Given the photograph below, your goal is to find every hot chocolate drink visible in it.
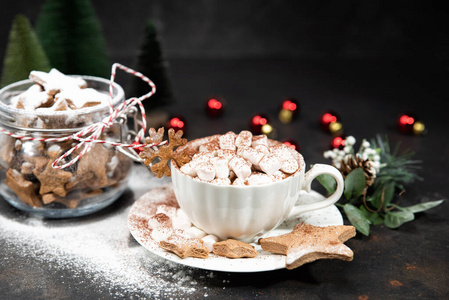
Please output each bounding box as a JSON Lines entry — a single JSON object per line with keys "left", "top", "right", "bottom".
{"left": 177, "top": 130, "right": 300, "bottom": 186}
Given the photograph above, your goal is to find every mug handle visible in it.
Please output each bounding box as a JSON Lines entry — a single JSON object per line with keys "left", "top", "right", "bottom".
{"left": 288, "top": 164, "right": 344, "bottom": 218}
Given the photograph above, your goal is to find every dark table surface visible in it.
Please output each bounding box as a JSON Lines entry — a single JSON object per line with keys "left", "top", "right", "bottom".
{"left": 1, "top": 58, "right": 448, "bottom": 299}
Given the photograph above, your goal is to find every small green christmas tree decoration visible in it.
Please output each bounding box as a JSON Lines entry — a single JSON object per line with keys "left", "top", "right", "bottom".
{"left": 1, "top": 15, "right": 51, "bottom": 87}
{"left": 130, "top": 20, "right": 173, "bottom": 109}
{"left": 35, "top": 0, "right": 110, "bottom": 78}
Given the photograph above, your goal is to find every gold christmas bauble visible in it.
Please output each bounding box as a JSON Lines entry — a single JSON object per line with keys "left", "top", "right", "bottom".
{"left": 278, "top": 109, "right": 293, "bottom": 124}
{"left": 329, "top": 121, "right": 343, "bottom": 135}
{"left": 261, "top": 124, "right": 277, "bottom": 138}
{"left": 413, "top": 121, "right": 425, "bottom": 135}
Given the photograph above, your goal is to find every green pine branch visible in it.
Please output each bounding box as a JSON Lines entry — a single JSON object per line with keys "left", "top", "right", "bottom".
{"left": 1, "top": 15, "right": 51, "bottom": 87}
{"left": 35, "top": 0, "right": 110, "bottom": 78}
{"left": 130, "top": 20, "right": 173, "bottom": 109}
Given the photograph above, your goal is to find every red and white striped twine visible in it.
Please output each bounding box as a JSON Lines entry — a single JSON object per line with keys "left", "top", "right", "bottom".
{"left": 0, "top": 63, "right": 166, "bottom": 169}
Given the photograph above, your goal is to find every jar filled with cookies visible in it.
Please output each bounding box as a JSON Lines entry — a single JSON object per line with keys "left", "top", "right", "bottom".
{"left": 0, "top": 69, "right": 133, "bottom": 217}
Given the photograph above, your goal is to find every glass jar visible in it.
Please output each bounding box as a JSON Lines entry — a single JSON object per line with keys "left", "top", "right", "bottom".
{"left": 0, "top": 76, "right": 133, "bottom": 218}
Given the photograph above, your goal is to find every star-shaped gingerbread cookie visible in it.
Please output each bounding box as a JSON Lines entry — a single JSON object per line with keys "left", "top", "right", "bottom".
{"left": 5, "top": 169, "right": 41, "bottom": 207}
{"left": 32, "top": 157, "right": 73, "bottom": 197}
{"left": 75, "top": 144, "right": 109, "bottom": 187}
{"left": 259, "top": 223, "right": 356, "bottom": 269}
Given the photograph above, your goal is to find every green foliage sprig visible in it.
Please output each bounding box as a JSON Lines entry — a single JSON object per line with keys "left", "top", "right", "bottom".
{"left": 318, "top": 135, "right": 443, "bottom": 236}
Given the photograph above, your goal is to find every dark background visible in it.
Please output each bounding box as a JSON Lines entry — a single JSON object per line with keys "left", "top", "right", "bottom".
{"left": 2, "top": 0, "right": 448, "bottom": 134}
{"left": 1, "top": 1, "right": 448, "bottom": 123}
{"left": 1, "top": 1, "right": 448, "bottom": 62}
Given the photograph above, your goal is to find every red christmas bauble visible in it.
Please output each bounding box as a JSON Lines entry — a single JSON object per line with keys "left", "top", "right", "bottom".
{"left": 205, "top": 97, "right": 225, "bottom": 118}
{"left": 320, "top": 110, "right": 341, "bottom": 132}
{"left": 167, "top": 115, "right": 187, "bottom": 133}
{"left": 397, "top": 113, "right": 417, "bottom": 134}
{"left": 329, "top": 136, "right": 346, "bottom": 150}
{"left": 278, "top": 98, "right": 299, "bottom": 123}
{"left": 282, "top": 139, "right": 300, "bottom": 152}
{"left": 250, "top": 113, "right": 270, "bottom": 135}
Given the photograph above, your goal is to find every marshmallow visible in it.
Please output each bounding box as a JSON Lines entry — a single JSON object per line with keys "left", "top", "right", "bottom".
{"left": 193, "top": 176, "right": 204, "bottom": 182}
{"left": 235, "top": 130, "right": 253, "bottom": 148}
{"left": 150, "top": 226, "right": 173, "bottom": 242}
{"left": 281, "top": 158, "right": 299, "bottom": 174}
{"left": 270, "top": 145, "right": 299, "bottom": 174}
{"left": 156, "top": 205, "right": 177, "bottom": 219}
{"left": 191, "top": 151, "right": 215, "bottom": 164}
{"left": 185, "top": 226, "right": 207, "bottom": 239}
{"left": 251, "top": 134, "right": 268, "bottom": 147}
{"left": 180, "top": 161, "right": 197, "bottom": 177}
{"left": 270, "top": 170, "right": 288, "bottom": 182}
{"left": 232, "top": 177, "right": 247, "bottom": 186}
{"left": 196, "top": 162, "right": 216, "bottom": 182}
{"left": 210, "top": 156, "right": 230, "bottom": 178}
{"left": 216, "top": 149, "right": 236, "bottom": 162}
{"left": 210, "top": 177, "right": 232, "bottom": 185}
{"left": 202, "top": 235, "right": 220, "bottom": 252}
{"left": 270, "top": 145, "right": 294, "bottom": 162}
{"left": 219, "top": 131, "right": 237, "bottom": 150}
{"left": 171, "top": 209, "right": 192, "bottom": 230}
{"left": 173, "top": 229, "right": 192, "bottom": 239}
{"left": 255, "top": 144, "right": 270, "bottom": 154}
{"left": 148, "top": 213, "right": 172, "bottom": 229}
{"left": 229, "top": 156, "right": 252, "bottom": 179}
{"left": 259, "top": 153, "right": 282, "bottom": 175}
{"left": 238, "top": 147, "right": 265, "bottom": 166}
{"left": 186, "top": 152, "right": 216, "bottom": 177}
{"left": 199, "top": 140, "right": 220, "bottom": 153}
{"left": 247, "top": 173, "right": 274, "bottom": 185}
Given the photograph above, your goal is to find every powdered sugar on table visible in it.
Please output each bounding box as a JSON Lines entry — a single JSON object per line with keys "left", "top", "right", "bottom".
{"left": 0, "top": 164, "right": 343, "bottom": 297}
{"left": 0, "top": 165, "right": 217, "bottom": 298}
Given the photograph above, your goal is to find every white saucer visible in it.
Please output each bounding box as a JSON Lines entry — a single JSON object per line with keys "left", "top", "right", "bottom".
{"left": 128, "top": 183, "right": 343, "bottom": 273}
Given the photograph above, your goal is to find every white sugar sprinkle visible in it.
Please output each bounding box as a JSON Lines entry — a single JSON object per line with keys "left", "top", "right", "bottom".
{"left": 0, "top": 166, "right": 220, "bottom": 298}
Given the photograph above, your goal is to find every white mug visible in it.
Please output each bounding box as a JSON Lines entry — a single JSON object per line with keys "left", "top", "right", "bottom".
{"left": 171, "top": 139, "right": 344, "bottom": 242}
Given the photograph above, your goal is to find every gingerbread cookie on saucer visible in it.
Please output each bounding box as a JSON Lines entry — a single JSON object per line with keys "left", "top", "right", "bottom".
{"left": 213, "top": 239, "right": 257, "bottom": 258}
{"left": 259, "top": 223, "right": 356, "bottom": 269}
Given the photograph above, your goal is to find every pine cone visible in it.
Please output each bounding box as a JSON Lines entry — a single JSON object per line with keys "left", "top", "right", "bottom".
{"left": 337, "top": 155, "right": 376, "bottom": 192}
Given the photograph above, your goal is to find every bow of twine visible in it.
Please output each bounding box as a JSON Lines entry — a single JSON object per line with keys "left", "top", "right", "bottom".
{"left": 0, "top": 63, "right": 167, "bottom": 169}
